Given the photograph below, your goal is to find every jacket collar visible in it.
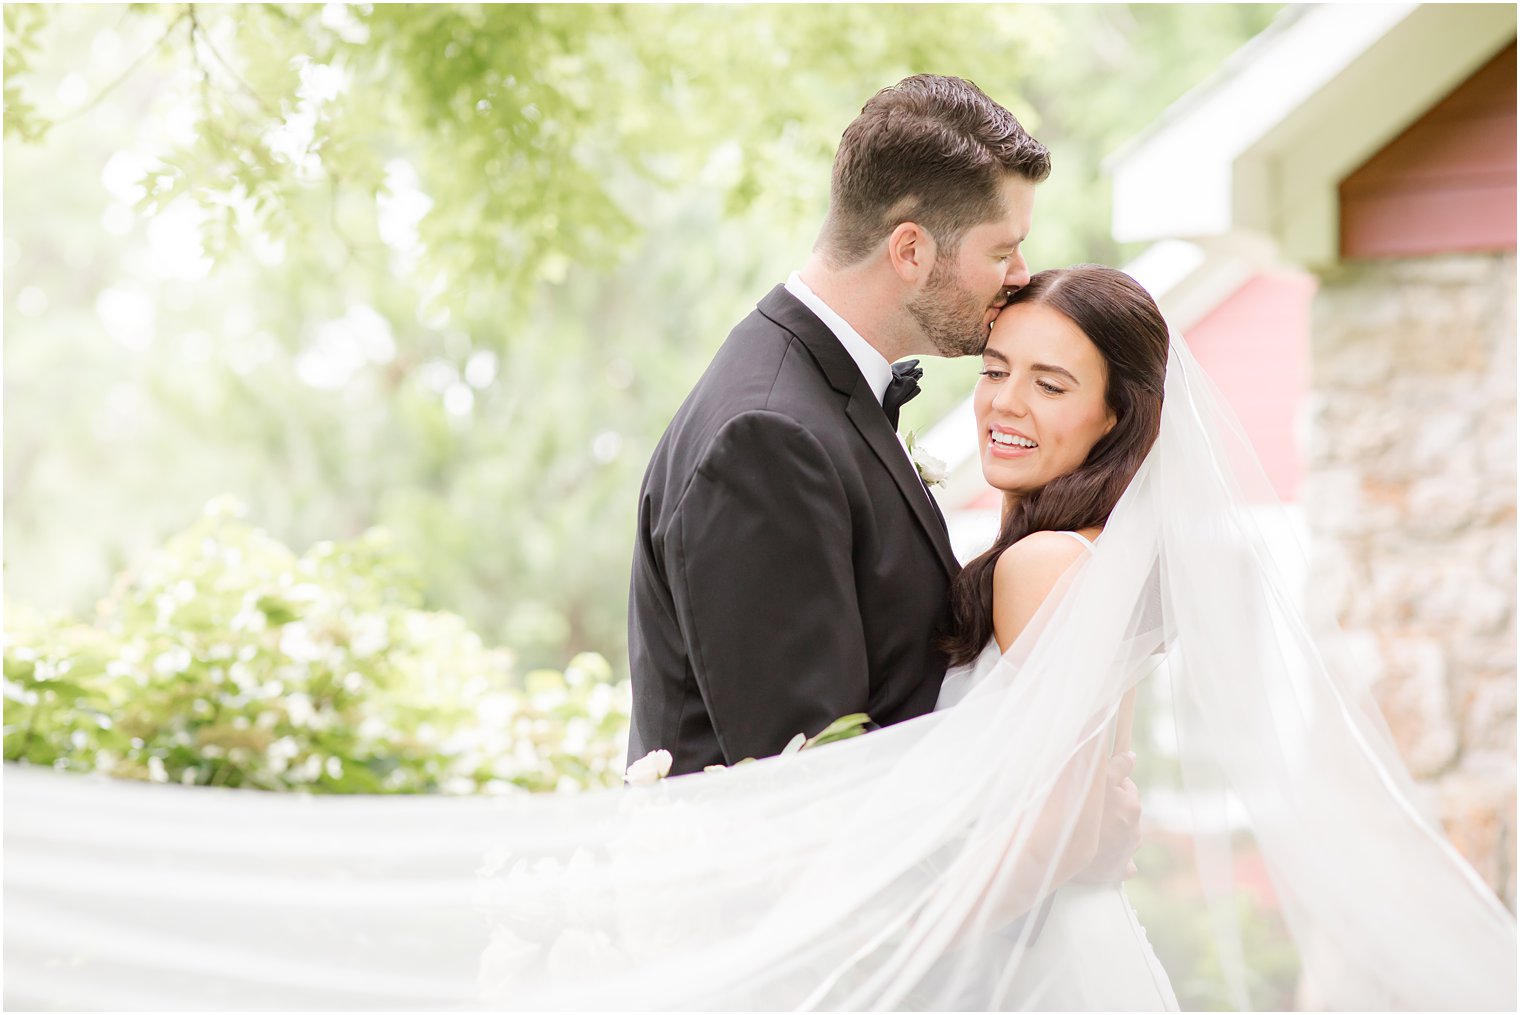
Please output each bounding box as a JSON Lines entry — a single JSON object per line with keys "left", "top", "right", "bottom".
{"left": 756, "top": 285, "right": 960, "bottom": 578}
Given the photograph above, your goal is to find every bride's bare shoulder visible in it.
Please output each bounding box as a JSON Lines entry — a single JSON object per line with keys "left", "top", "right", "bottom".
{"left": 989, "top": 531, "right": 1093, "bottom": 651}
{"left": 993, "top": 530, "right": 1092, "bottom": 577}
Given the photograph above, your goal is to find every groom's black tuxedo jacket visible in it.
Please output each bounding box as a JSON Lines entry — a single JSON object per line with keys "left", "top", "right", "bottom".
{"left": 628, "top": 285, "right": 960, "bottom": 775}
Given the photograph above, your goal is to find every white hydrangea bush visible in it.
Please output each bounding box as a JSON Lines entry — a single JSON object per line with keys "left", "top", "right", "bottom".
{"left": 2, "top": 498, "right": 631, "bottom": 794}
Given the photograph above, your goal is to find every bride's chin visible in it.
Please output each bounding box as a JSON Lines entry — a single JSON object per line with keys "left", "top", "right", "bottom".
{"left": 979, "top": 473, "right": 1025, "bottom": 508}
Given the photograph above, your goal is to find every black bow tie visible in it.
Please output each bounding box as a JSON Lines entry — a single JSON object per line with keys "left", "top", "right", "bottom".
{"left": 882, "top": 359, "right": 923, "bottom": 431}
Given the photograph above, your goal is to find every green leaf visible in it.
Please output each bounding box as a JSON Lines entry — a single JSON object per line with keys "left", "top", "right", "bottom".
{"left": 803, "top": 712, "right": 873, "bottom": 750}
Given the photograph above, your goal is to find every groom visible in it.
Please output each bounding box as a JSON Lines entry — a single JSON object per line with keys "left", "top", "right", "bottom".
{"left": 628, "top": 74, "right": 1045, "bottom": 775}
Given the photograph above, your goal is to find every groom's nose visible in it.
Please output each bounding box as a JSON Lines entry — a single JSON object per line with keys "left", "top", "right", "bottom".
{"left": 1003, "top": 253, "right": 1031, "bottom": 292}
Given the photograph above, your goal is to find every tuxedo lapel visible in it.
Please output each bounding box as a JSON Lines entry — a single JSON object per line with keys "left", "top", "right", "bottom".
{"left": 845, "top": 394, "right": 960, "bottom": 576}
{"left": 757, "top": 286, "right": 960, "bottom": 578}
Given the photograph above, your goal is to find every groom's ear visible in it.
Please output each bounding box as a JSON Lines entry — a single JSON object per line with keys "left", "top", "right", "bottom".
{"left": 886, "top": 221, "right": 936, "bottom": 285}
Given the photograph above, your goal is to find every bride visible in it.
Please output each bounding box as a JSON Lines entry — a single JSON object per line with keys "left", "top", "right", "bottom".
{"left": 932, "top": 264, "right": 1176, "bottom": 1010}
{"left": 5, "top": 268, "right": 1514, "bottom": 1011}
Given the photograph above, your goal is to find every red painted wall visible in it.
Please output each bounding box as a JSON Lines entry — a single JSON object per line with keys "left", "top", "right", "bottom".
{"left": 1340, "top": 40, "right": 1517, "bottom": 258}
{"left": 1182, "top": 273, "right": 1315, "bottom": 504}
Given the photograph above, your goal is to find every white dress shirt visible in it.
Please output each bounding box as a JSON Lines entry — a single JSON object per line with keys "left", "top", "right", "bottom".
{"left": 785, "top": 272, "right": 894, "bottom": 407}
{"left": 784, "top": 272, "right": 924, "bottom": 478}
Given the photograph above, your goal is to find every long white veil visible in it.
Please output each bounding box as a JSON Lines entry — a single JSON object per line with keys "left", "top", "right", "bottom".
{"left": 5, "top": 334, "right": 1514, "bottom": 1010}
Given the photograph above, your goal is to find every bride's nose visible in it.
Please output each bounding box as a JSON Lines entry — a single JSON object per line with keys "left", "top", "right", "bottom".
{"left": 992, "top": 380, "right": 1030, "bottom": 418}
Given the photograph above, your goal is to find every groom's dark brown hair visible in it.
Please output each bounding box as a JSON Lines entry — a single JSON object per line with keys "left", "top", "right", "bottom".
{"left": 819, "top": 74, "right": 1051, "bottom": 267}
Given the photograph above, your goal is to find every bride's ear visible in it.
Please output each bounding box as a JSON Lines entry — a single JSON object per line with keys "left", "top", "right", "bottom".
{"left": 886, "top": 221, "right": 935, "bottom": 285}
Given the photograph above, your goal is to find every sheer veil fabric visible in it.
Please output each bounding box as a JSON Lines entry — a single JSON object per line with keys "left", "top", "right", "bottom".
{"left": 5, "top": 335, "right": 1515, "bottom": 1010}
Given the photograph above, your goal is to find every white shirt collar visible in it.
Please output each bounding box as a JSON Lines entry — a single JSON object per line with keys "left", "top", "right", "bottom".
{"left": 785, "top": 272, "right": 894, "bottom": 405}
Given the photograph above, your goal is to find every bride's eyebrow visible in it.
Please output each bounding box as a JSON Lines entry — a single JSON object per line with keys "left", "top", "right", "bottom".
{"left": 1032, "top": 363, "right": 1080, "bottom": 385}
{"left": 981, "top": 350, "right": 1079, "bottom": 385}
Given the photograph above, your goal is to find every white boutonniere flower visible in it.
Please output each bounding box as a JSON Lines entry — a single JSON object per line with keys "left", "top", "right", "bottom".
{"left": 625, "top": 748, "right": 672, "bottom": 786}
{"left": 905, "top": 431, "right": 947, "bottom": 487}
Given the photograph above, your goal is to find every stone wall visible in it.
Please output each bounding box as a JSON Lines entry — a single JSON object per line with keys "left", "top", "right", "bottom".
{"left": 1304, "top": 251, "right": 1517, "bottom": 906}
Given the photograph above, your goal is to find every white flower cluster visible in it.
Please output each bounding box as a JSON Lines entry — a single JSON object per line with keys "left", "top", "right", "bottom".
{"left": 4, "top": 500, "right": 633, "bottom": 796}
{"left": 623, "top": 748, "right": 671, "bottom": 786}
{"left": 905, "top": 430, "right": 948, "bottom": 487}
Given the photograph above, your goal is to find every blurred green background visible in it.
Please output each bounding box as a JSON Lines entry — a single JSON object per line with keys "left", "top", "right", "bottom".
{"left": 4, "top": 3, "right": 1279, "bottom": 675}
{"left": 6, "top": 6, "right": 1296, "bottom": 1006}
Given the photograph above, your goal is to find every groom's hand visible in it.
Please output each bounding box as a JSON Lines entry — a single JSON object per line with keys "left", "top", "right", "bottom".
{"left": 1073, "top": 751, "right": 1142, "bottom": 884}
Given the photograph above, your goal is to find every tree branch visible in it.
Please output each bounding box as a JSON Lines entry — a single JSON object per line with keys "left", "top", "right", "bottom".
{"left": 49, "top": 7, "right": 189, "bottom": 129}
{"left": 188, "top": 4, "right": 276, "bottom": 118}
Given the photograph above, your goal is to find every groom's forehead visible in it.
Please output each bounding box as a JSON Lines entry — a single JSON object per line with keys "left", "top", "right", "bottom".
{"left": 970, "top": 221, "right": 1028, "bottom": 247}
{"left": 980, "top": 179, "right": 1037, "bottom": 237}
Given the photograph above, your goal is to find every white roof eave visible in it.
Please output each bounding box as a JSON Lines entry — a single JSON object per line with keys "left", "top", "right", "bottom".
{"left": 1109, "top": 2, "right": 1418, "bottom": 248}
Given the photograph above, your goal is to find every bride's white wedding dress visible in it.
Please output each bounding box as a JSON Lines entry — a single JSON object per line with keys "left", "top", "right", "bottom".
{"left": 4, "top": 336, "right": 1513, "bottom": 1011}
{"left": 935, "top": 531, "right": 1179, "bottom": 1012}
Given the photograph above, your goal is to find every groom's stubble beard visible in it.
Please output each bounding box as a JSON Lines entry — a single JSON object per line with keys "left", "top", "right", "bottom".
{"left": 906, "top": 250, "right": 992, "bottom": 358}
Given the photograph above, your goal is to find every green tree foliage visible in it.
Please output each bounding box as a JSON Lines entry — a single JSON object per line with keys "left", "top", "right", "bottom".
{"left": 4, "top": 3, "right": 1279, "bottom": 674}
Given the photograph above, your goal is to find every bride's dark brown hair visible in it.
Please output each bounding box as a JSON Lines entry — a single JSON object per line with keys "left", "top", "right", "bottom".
{"left": 940, "top": 265, "right": 1170, "bottom": 666}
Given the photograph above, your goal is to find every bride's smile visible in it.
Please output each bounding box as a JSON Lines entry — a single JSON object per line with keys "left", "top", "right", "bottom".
{"left": 987, "top": 423, "right": 1038, "bottom": 456}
